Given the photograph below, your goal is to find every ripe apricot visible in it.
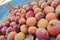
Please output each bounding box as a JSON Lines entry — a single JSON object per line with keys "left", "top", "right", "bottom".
{"left": 46, "top": 13, "right": 58, "bottom": 21}
{"left": 26, "top": 17, "right": 36, "bottom": 26}
{"left": 38, "top": 19, "right": 48, "bottom": 29}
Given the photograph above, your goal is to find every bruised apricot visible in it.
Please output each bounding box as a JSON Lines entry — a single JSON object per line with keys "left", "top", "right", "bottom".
{"left": 47, "top": 19, "right": 60, "bottom": 36}
{"left": 36, "top": 28, "right": 49, "bottom": 40}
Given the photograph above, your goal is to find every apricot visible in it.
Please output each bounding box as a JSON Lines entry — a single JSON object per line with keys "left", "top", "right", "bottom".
{"left": 26, "top": 5, "right": 32, "bottom": 11}
{"left": 21, "top": 8, "right": 26, "bottom": 14}
{"left": 34, "top": 7, "right": 42, "bottom": 14}
{"left": 8, "top": 31, "right": 17, "bottom": 40}
{"left": 56, "top": 34, "right": 60, "bottom": 40}
{"left": 20, "top": 25, "right": 28, "bottom": 34}
{"left": 39, "top": 0, "right": 45, "bottom": 7}
{"left": 28, "top": 26, "right": 37, "bottom": 36}
{"left": 24, "top": 38, "right": 31, "bottom": 40}
{"left": 21, "top": 14, "right": 26, "bottom": 19}
{"left": 26, "top": 17, "right": 36, "bottom": 26}
{"left": 14, "top": 7, "right": 19, "bottom": 13}
{"left": 3, "top": 17, "right": 11, "bottom": 23}
{"left": 47, "top": 0, "right": 54, "bottom": 4}
{"left": 14, "top": 32, "right": 25, "bottom": 40}
{"left": 10, "top": 22, "right": 16, "bottom": 27}
{"left": 55, "top": 5, "right": 60, "bottom": 14}
{"left": 41, "top": 2, "right": 48, "bottom": 9}
{"left": 32, "top": 5, "right": 38, "bottom": 10}
{"left": 0, "top": 29, "right": 2, "bottom": 35}
{"left": 23, "top": 4, "right": 29, "bottom": 9}
{"left": 14, "top": 16, "right": 20, "bottom": 23}
{"left": 38, "top": 19, "right": 48, "bottom": 29}
{"left": 36, "top": 28, "right": 49, "bottom": 40}
{"left": 18, "top": 8, "right": 21, "bottom": 12}
{"left": 9, "top": 10, "right": 15, "bottom": 15}
{"left": 0, "top": 35, "right": 5, "bottom": 40}
{"left": 1, "top": 27, "right": 8, "bottom": 35}
{"left": 26, "top": 11, "right": 34, "bottom": 19}
{"left": 30, "top": 2, "right": 37, "bottom": 6}
{"left": 43, "top": 6, "right": 54, "bottom": 14}
{"left": 10, "top": 16, "right": 15, "bottom": 22}
{"left": 13, "top": 24, "right": 20, "bottom": 32}
{"left": 51, "top": 0, "right": 60, "bottom": 8}
{"left": 3, "top": 21, "right": 10, "bottom": 26}
{"left": 35, "top": 12, "right": 45, "bottom": 21}
{"left": 19, "top": 18, "right": 26, "bottom": 24}
{"left": 46, "top": 13, "right": 58, "bottom": 21}
{"left": 9, "top": 8, "right": 14, "bottom": 13}
{"left": 16, "top": 12, "right": 21, "bottom": 16}
{"left": 47, "top": 19, "right": 60, "bottom": 36}
{"left": 6, "top": 27, "right": 13, "bottom": 34}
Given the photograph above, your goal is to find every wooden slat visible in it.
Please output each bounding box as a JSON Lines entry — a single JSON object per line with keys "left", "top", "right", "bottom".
{"left": 6, "top": 3, "right": 13, "bottom": 9}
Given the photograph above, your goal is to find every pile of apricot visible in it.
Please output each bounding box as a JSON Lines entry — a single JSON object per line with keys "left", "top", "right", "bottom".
{"left": 0, "top": 0, "right": 60, "bottom": 40}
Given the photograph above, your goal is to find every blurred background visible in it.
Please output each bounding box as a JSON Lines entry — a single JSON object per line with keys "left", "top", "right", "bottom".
{"left": 0, "top": 0, "right": 32, "bottom": 20}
